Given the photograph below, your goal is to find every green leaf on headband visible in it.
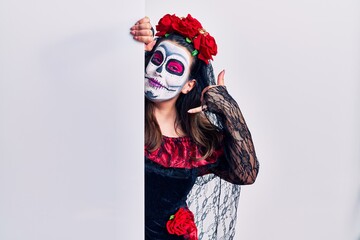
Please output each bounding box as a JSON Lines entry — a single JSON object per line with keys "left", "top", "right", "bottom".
{"left": 165, "top": 33, "right": 170, "bottom": 37}
{"left": 185, "top": 37, "right": 192, "bottom": 43}
{"left": 192, "top": 49, "right": 198, "bottom": 56}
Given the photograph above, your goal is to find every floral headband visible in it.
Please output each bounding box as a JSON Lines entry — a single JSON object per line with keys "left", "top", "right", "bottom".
{"left": 155, "top": 14, "right": 217, "bottom": 64}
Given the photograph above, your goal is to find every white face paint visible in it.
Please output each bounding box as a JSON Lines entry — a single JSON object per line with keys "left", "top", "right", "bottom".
{"left": 145, "top": 41, "right": 192, "bottom": 102}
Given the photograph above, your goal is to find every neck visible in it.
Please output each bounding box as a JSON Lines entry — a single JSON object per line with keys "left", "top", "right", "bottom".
{"left": 153, "top": 98, "right": 177, "bottom": 122}
{"left": 152, "top": 97, "right": 184, "bottom": 137}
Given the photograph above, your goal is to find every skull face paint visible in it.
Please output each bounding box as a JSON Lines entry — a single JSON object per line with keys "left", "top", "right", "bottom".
{"left": 145, "top": 41, "right": 192, "bottom": 102}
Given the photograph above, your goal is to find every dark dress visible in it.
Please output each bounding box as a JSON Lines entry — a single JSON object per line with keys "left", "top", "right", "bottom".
{"left": 145, "top": 86, "right": 259, "bottom": 240}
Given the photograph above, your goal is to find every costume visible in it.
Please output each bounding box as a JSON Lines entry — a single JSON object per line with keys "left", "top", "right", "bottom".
{"left": 145, "top": 86, "right": 259, "bottom": 239}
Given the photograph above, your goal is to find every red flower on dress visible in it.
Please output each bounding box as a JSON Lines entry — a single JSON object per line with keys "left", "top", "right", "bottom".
{"left": 155, "top": 14, "right": 217, "bottom": 64}
{"left": 166, "top": 207, "right": 198, "bottom": 240}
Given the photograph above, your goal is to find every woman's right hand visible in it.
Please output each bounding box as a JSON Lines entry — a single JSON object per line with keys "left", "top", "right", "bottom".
{"left": 130, "top": 16, "right": 156, "bottom": 51}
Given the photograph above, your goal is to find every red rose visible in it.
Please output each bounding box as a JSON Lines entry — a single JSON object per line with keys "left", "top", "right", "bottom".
{"left": 156, "top": 14, "right": 179, "bottom": 37}
{"left": 166, "top": 208, "right": 198, "bottom": 240}
{"left": 172, "top": 21, "right": 195, "bottom": 39}
{"left": 179, "top": 14, "right": 203, "bottom": 38}
{"left": 170, "top": 14, "right": 201, "bottom": 39}
{"left": 184, "top": 14, "right": 202, "bottom": 30}
{"left": 193, "top": 34, "right": 217, "bottom": 63}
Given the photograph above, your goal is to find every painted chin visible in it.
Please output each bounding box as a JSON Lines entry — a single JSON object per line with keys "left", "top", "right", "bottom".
{"left": 144, "top": 90, "right": 168, "bottom": 103}
{"left": 145, "top": 90, "right": 157, "bottom": 99}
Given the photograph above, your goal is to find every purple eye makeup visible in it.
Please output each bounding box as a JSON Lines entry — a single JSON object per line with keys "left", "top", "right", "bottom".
{"left": 166, "top": 59, "right": 184, "bottom": 76}
{"left": 151, "top": 51, "right": 164, "bottom": 66}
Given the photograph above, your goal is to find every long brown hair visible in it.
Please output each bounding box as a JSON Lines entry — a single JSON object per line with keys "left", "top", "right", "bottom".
{"left": 145, "top": 34, "right": 223, "bottom": 160}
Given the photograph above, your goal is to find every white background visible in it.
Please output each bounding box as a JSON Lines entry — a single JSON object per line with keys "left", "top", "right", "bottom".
{"left": 146, "top": 0, "right": 360, "bottom": 240}
{"left": 0, "top": 0, "right": 359, "bottom": 240}
{"left": 0, "top": 0, "right": 144, "bottom": 239}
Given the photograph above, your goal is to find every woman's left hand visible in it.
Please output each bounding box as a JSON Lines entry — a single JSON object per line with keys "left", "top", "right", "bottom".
{"left": 187, "top": 70, "right": 226, "bottom": 114}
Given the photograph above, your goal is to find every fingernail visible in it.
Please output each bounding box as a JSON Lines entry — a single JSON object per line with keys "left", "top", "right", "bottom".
{"left": 130, "top": 30, "right": 135, "bottom": 35}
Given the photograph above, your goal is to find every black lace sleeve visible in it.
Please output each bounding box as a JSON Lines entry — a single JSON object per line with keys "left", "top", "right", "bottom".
{"left": 202, "top": 86, "right": 259, "bottom": 185}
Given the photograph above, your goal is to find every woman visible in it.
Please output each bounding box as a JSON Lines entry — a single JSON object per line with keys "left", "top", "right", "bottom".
{"left": 131, "top": 14, "right": 259, "bottom": 240}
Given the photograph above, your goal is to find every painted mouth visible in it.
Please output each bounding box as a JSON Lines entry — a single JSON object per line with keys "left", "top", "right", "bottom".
{"left": 146, "top": 77, "right": 175, "bottom": 92}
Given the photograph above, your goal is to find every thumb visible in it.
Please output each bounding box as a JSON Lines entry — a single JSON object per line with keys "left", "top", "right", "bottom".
{"left": 217, "top": 70, "right": 225, "bottom": 86}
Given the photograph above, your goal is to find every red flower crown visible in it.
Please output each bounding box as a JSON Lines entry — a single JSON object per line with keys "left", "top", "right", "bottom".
{"left": 155, "top": 14, "right": 217, "bottom": 64}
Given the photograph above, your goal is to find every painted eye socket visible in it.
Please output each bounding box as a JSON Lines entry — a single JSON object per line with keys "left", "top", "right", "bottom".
{"left": 166, "top": 59, "right": 185, "bottom": 76}
{"left": 151, "top": 51, "right": 163, "bottom": 66}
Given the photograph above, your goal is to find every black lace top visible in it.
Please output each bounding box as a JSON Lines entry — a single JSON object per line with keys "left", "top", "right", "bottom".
{"left": 145, "top": 86, "right": 259, "bottom": 240}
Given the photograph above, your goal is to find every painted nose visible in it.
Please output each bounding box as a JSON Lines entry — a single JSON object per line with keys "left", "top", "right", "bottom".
{"left": 155, "top": 64, "right": 163, "bottom": 74}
